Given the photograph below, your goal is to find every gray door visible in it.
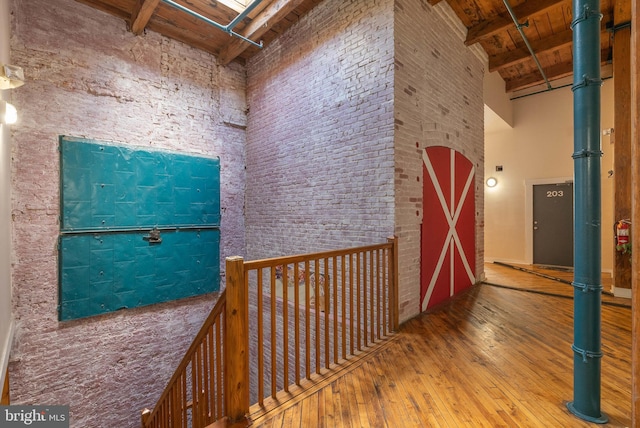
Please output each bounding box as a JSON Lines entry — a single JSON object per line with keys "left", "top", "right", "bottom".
{"left": 533, "top": 183, "right": 573, "bottom": 267}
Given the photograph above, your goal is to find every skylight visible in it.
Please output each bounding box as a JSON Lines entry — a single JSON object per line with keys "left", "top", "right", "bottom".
{"left": 218, "top": 0, "right": 249, "bottom": 13}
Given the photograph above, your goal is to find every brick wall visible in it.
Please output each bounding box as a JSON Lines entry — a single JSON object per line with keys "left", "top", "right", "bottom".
{"left": 8, "top": 0, "right": 246, "bottom": 426}
{"left": 245, "top": 0, "right": 396, "bottom": 260}
{"left": 394, "top": 1, "right": 485, "bottom": 321}
{"left": 245, "top": 0, "right": 483, "bottom": 323}
{"left": 7, "top": 0, "right": 485, "bottom": 423}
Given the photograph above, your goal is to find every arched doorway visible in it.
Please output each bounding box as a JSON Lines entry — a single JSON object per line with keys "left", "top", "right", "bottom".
{"left": 421, "top": 146, "right": 476, "bottom": 311}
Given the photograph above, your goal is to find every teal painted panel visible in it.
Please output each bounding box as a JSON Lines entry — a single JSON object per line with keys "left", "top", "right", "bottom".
{"left": 60, "top": 136, "right": 221, "bottom": 231}
{"left": 59, "top": 229, "right": 220, "bottom": 320}
{"left": 59, "top": 136, "right": 221, "bottom": 321}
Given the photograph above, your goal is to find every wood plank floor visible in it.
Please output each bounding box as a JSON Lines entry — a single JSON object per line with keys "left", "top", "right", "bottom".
{"left": 248, "top": 263, "right": 632, "bottom": 427}
{"left": 483, "top": 263, "right": 630, "bottom": 307}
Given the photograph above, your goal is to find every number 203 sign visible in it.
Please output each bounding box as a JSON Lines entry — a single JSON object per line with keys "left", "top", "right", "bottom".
{"left": 546, "top": 190, "right": 564, "bottom": 198}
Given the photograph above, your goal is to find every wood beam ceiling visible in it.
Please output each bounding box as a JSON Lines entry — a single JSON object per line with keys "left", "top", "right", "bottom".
{"left": 74, "top": 0, "right": 618, "bottom": 94}
{"left": 489, "top": 12, "right": 611, "bottom": 74}
{"left": 219, "top": 0, "right": 306, "bottom": 65}
{"left": 504, "top": 47, "right": 610, "bottom": 92}
{"left": 131, "top": 0, "right": 160, "bottom": 35}
{"left": 489, "top": 28, "right": 573, "bottom": 73}
{"left": 465, "top": 0, "right": 570, "bottom": 46}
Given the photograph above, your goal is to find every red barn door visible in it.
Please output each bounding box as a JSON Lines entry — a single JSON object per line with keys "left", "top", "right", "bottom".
{"left": 421, "top": 146, "right": 476, "bottom": 312}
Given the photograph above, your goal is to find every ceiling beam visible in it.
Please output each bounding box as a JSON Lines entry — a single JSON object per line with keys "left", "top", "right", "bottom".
{"left": 465, "top": 0, "right": 569, "bottom": 46}
{"left": 489, "top": 16, "right": 610, "bottom": 73}
{"left": 489, "top": 28, "right": 573, "bottom": 72}
{"left": 218, "top": 0, "right": 305, "bottom": 65}
{"left": 74, "top": 0, "right": 130, "bottom": 20}
{"left": 505, "top": 47, "right": 610, "bottom": 92}
{"left": 131, "top": 0, "right": 161, "bottom": 35}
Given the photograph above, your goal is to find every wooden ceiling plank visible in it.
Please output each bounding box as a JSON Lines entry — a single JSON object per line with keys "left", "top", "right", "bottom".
{"left": 131, "top": 0, "right": 161, "bottom": 35}
{"left": 505, "top": 48, "right": 610, "bottom": 92}
{"left": 490, "top": 21, "right": 610, "bottom": 73}
{"left": 218, "top": 0, "right": 305, "bottom": 65}
{"left": 489, "top": 28, "right": 573, "bottom": 72}
{"left": 147, "top": 17, "right": 223, "bottom": 55}
{"left": 75, "top": 0, "right": 131, "bottom": 20}
{"left": 465, "top": 0, "right": 569, "bottom": 46}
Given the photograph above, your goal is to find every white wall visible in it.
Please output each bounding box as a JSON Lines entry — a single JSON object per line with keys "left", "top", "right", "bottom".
{"left": 0, "top": 0, "right": 15, "bottom": 401}
{"left": 485, "top": 80, "right": 615, "bottom": 272}
{"left": 484, "top": 71, "right": 513, "bottom": 128}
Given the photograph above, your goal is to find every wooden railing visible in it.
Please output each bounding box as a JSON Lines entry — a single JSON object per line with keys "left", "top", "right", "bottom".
{"left": 141, "top": 237, "right": 398, "bottom": 427}
{"left": 141, "top": 293, "right": 227, "bottom": 428}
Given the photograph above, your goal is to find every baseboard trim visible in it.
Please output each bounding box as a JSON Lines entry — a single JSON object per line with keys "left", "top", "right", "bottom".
{"left": 0, "top": 318, "right": 15, "bottom": 403}
{"left": 612, "top": 286, "right": 632, "bottom": 299}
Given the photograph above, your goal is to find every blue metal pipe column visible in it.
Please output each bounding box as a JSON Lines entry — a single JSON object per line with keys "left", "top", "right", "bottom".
{"left": 567, "top": 0, "right": 607, "bottom": 423}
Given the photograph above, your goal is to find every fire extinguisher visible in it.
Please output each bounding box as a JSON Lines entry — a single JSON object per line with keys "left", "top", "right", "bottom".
{"left": 615, "top": 219, "right": 631, "bottom": 254}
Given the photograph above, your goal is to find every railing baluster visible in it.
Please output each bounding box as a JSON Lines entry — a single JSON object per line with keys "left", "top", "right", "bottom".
{"left": 207, "top": 327, "right": 214, "bottom": 423}
{"left": 202, "top": 338, "right": 209, "bottom": 426}
{"left": 324, "top": 257, "right": 330, "bottom": 370}
{"left": 370, "top": 250, "right": 375, "bottom": 344}
{"left": 182, "top": 367, "right": 187, "bottom": 425}
{"left": 216, "top": 313, "right": 223, "bottom": 418}
{"left": 141, "top": 239, "right": 398, "bottom": 428}
{"left": 257, "top": 268, "right": 264, "bottom": 406}
{"left": 332, "top": 256, "right": 338, "bottom": 365}
{"left": 363, "top": 252, "right": 368, "bottom": 348}
{"left": 336, "top": 255, "right": 347, "bottom": 360}
{"left": 357, "top": 252, "right": 361, "bottom": 352}
{"left": 282, "top": 264, "right": 289, "bottom": 392}
{"left": 349, "top": 253, "right": 354, "bottom": 356}
{"left": 190, "top": 354, "right": 197, "bottom": 427}
{"left": 170, "top": 383, "right": 176, "bottom": 427}
{"left": 305, "top": 260, "right": 311, "bottom": 380}
{"left": 315, "top": 258, "right": 321, "bottom": 375}
{"left": 382, "top": 249, "right": 390, "bottom": 336}
{"left": 270, "top": 266, "right": 277, "bottom": 399}
{"left": 200, "top": 340, "right": 206, "bottom": 426}
{"left": 294, "top": 262, "right": 300, "bottom": 385}
{"left": 383, "top": 248, "right": 388, "bottom": 336}
{"left": 376, "top": 250, "right": 382, "bottom": 339}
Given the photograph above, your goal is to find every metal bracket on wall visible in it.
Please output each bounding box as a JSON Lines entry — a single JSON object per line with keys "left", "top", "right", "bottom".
{"left": 605, "top": 20, "right": 631, "bottom": 34}
{"left": 143, "top": 227, "right": 163, "bottom": 244}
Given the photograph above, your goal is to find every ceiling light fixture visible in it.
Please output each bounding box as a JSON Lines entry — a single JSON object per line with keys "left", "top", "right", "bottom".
{"left": 486, "top": 177, "right": 498, "bottom": 188}
{"left": 0, "top": 64, "right": 25, "bottom": 90}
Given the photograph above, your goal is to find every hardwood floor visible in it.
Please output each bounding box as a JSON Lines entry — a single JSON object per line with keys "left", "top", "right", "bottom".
{"left": 248, "top": 263, "right": 632, "bottom": 427}
{"left": 483, "top": 262, "right": 628, "bottom": 308}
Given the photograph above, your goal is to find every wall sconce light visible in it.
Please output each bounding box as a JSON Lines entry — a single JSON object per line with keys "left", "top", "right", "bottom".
{"left": 0, "top": 64, "right": 25, "bottom": 90}
{"left": 1, "top": 101, "right": 17, "bottom": 125}
{"left": 486, "top": 177, "right": 498, "bottom": 188}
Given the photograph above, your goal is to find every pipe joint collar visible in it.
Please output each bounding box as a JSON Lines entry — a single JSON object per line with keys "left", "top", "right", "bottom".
{"left": 571, "top": 75, "right": 603, "bottom": 92}
{"left": 571, "top": 344, "right": 603, "bottom": 363}
{"left": 571, "top": 5, "right": 603, "bottom": 29}
{"left": 572, "top": 149, "right": 603, "bottom": 159}
{"left": 571, "top": 281, "right": 603, "bottom": 292}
